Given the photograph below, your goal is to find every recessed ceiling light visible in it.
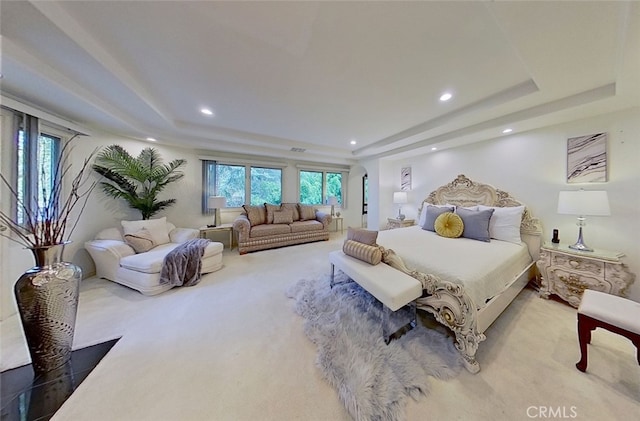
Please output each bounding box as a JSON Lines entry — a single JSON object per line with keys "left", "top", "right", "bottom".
{"left": 431, "top": 147, "right": 437, "bottom": 151}
{"left": 439, "top": 92, "right": 452, "bottom": 102}
{"left": 146, "top": 137, "right": 157, "bottom": 142}
{"left": 200, "top": 108, "right": 214, "bottom": 116}
{"left": 502, "top": 128, "right": 513, "bottom": 134}
{"left": 350, "top": 140, "right": 357, "bottom": 145}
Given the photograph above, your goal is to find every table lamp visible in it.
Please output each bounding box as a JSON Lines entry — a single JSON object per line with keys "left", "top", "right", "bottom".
{"left": 557, "top": 190, "right": 610, "bottom": 252}
{"left": 327, "top": 196, "right": 338, "bottom": 216}
{"left": 207, "top": 196, "right": 227, "bottom": 227}
{"left": 393, "top": 191, "right": 408, "bottom": 221}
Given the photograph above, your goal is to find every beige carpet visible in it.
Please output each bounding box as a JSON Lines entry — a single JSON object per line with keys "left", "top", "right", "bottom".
{"left": 1, "top": 234, "right": 638, "bottom": 420}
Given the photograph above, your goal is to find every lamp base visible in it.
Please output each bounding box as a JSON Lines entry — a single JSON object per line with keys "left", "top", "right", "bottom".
{"left": 569, "top": 226, "right": 593, "bottom": 252}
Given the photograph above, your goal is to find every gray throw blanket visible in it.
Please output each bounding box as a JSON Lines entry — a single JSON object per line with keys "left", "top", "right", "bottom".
{"left": 159, "top": 239, "right": 210, "bottom": 287}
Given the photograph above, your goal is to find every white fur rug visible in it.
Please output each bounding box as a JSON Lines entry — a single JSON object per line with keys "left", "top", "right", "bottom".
{"left": 287, "top": 273, "right": 462, "bottom": 421}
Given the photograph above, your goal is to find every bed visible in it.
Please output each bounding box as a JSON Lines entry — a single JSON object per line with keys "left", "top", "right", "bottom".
{"left": 377, "top": 174, "right": 542, "bottom": 373}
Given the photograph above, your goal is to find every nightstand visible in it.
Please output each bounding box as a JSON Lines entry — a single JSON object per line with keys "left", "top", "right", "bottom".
{"left": 331, "top": 216, "right": 344, "bottom": 233}
{"left": 199, "top": 223, "right": 234, "bottom": 249}
{"left": 386, "top": 218, "right": 415, "bottom": 230}
{"left": 536, "top": 243, "right": 635, "bottom": 308}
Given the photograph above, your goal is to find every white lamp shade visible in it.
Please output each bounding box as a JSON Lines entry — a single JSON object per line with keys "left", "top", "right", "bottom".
{"left": 557, "top": 190, "right": 610, "bottom": 216}
{"left": 327, "top": 196, "right": 338, "bottom": 205}
{"left": 207, "top": 196, "right": 227, "bottom": 209}
{"left": 393, "top": 191, "right": 408, "bottom": 204}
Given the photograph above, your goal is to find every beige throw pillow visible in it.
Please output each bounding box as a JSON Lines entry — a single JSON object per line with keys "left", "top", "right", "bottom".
{"left": 243, "top": 205, "right": 267, "bottom": 226}
{"left": 280, "top": 203, "right": 300, "bottom": 221}
{"left": 342, "top": 240, "right": 382, "bottom": 265}
{"left": 273, "top": 209, "right": 294, "bottom": 224}
{"left": 298, "top": 204, "right": 316, "bottom": 221}
{"left": 123, "top": 228, "right": 156, "bottom": 253}
{"left": 264, "top": 203, "right": 281, "bottom": 224}
{"left": 347, "top": 227, "right": 378, "bottom": 245}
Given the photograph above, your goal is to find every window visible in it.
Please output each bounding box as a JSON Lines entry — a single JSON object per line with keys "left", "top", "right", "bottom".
{"left": 16, "top": 116, "right": 61, "bottom": 225}
{"left": 202, "top": 161, "right": 283, "bottom": 209}
{"left": 299, "top": 170, "right": 343, "bottom": 205}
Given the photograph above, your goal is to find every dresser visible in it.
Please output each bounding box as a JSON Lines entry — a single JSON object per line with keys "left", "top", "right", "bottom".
{"left": 537, "top": 243, "right": 635, "bottom": 308}
{"left": 386, "top": 218, "right": 415, "bottom": 230}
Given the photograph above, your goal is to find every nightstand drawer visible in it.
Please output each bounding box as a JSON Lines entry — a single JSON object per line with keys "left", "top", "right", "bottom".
{"left": 551, "top": 254, "right": 604, "bottom": 276}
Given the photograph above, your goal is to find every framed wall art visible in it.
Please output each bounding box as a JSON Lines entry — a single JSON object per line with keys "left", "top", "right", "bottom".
{"left": 567, "top": 132, "right": 607, "bottom": 183}
{"left": 401, "top": 167, "right": 411, "bottom": 191}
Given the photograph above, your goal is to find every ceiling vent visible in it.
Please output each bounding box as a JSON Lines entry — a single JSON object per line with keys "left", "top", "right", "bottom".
{"left": 290, "top": 147, "right": 306, "bottom": 153}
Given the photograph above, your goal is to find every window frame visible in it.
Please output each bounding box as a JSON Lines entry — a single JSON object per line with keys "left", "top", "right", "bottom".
{"left": 297, "top": 167, "right": 346, "bottom": 207}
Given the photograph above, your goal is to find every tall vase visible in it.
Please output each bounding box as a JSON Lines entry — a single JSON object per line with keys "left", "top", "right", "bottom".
{"left": 14, "top": 243, "right": 81, "bottom": 375}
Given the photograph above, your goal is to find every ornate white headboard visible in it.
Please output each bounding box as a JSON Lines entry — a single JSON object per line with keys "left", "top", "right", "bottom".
{"left": 418, "top": 174, "right": 543, "bottom": 259}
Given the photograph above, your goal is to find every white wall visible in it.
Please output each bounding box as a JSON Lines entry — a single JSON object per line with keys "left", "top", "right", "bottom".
{"left": 375, "top": 107, "right": 640, "bottom": 301}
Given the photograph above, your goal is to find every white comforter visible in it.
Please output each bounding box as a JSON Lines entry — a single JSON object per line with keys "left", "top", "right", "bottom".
{"left": 377, "top": 226, "right": 532, "bottom": 308}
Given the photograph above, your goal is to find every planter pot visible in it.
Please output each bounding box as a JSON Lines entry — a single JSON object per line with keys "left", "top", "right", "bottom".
{"left": 14, "top": 243, "right": 81, "bottom": 374}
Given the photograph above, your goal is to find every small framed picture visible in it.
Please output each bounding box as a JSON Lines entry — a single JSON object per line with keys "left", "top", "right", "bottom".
{"left": 567, "top": 132, "right": 607, "bottom": 183}
{"left": 401, "top": 167, "right": 411, "bottom": 191}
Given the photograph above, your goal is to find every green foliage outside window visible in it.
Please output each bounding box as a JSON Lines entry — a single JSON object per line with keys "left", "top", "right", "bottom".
{"left": 216, "top": 164, "right": 245, "bottom": 207}
{"left": 299, "top": 170, "right": 342, "bottom": 205}
{"left": 250, "top": 167, "right": 282, "bottom": 205}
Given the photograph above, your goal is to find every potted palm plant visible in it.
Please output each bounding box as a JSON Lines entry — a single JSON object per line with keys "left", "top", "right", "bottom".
{"left": 92, "top": 145, "right": 186, "bottom": 220}
{"left": 0, "top": 135, "right": 98, "bottom": 374}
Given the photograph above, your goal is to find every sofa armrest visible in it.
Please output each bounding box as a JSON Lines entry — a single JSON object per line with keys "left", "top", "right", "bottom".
{"left": 169, "top": 227, "right": 199, "bottom": 243}
{"left": 233, "top": 215, "right": 251, "bottom": 242}
{"left": 85, "top": 240, "right": 135, "bottom": 281}
{"left": 315, "top": 211, "right": 332, "bottom": 229}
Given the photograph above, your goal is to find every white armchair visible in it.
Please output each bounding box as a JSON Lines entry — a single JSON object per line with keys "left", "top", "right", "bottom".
{"left": 85, "top": 218, "right": 223, "bottom": 295}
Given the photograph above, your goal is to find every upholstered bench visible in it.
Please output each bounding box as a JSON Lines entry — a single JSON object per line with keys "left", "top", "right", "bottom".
{"left": 329, "top": 250, "right": 422, "bottom": 343}
{"left": 576, "top": 289, "right": 640, "bottom": 372}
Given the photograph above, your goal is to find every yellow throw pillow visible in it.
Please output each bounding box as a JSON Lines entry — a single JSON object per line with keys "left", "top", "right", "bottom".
{"left": 342, "top": 240, "right": 382, "bottom": 265}
{"left": 434, "top": 212, "right": 464, "bottom": 238}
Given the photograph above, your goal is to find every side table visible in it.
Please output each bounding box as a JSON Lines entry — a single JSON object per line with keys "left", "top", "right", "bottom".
{"left": 386, "top": 218, "right": 415, "bottom": 230}
{"left": 331, "top": 216, "right": 344, "bottom": 233}
{"left": 536, "top": 242, "right": 635, "bottom": 308}
{"left": 199, "top": 223, "right": 234, "bottom": 249}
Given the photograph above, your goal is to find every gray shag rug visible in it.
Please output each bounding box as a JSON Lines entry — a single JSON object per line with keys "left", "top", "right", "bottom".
{"left": 287, "top": 273, "right": 462, "bottom": 421}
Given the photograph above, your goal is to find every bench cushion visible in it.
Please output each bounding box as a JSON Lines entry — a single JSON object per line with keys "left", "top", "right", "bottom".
{"left": 329, "top": 250, "right": 422, "bottom": 311}
{"left": 578, "top": 289, "right": 640, "bottom": 335}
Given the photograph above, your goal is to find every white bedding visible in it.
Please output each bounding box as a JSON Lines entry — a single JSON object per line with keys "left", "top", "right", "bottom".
{"left": 377, "top": 225, "right": 533, "bottom": 308}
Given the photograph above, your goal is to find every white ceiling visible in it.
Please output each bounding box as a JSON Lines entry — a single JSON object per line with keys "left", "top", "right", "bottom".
{"left": 1, "top": 1, "right": 638, "bottom": 164}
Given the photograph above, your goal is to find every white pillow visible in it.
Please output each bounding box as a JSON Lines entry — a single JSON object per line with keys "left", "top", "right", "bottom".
{"left": 478, "top": 205, "right": 525, "bottom": 244}
{"left": 95, "top": 227, "right": 123, "bottom": 241}
{"left": 121, "top": 217, "right": 171, "bottom": 246}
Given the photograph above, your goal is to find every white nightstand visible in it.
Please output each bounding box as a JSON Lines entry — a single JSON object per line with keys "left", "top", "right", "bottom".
{"left": 536, "top": 242, "right": 635, "bottom": 308}
{"left": 199, "top": 223, "right": 234, "bottom": 249}
{"left": 332, "top": 216, "right": 344, "bottom": 233}
{"left": 386, "top": 218, "right": 415, "bottom": 230}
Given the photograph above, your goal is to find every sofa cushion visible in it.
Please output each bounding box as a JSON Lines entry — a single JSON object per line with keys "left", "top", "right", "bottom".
{"left": 122, "top": 217, "right": 171, "bottom": 245}
{"left": 298, "top": 204, "right": 316, "bottom": 221}
{"left": 243, "top": 204, "right": 267, "bottom": 226}
{"left": 250, "top": 223, "right": 291, "bottom": 238}
{"left": 347, "top": 227, "right": 378, "bottom": 245}
{"left": 290, "top": 220, "right": 324, "bottom": 233}
{"left": 119, "top": 242, "right": 224, "bottom": 274}
{"left": 281, "top": 203, "right": 300, "bottom": 221}
{"left": 273, "top": 209, "right": 294, "bottom": 224}
{"left": 123, "top": 228, "right": 156, "bottom": 253}
{"left": 264, "top": 203, "right": 281, "bottom": 224}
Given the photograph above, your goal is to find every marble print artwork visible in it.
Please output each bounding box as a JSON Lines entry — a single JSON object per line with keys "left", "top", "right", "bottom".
{"left": 401, "top": 167, "right": 411, "bottom": 191}
{"left": 567, "top": 132, "right": 607, "bottom": 183}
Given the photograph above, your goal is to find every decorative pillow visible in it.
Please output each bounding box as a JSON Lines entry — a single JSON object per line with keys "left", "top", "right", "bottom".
{"left": 121, "top": 217, "right": 170, "bottom": 245}
{"left": 342, "top": 240, "right": 382, "bottom": 265}
{"left": 280, "top": 203, "right": 300, "bottom": 221}
{"left": 478, "top": 205, "right": 525, "bottom": 244}
{"left": 264, "top": 203, "right": 281, "bottom": 224}
{"left": 418, "top": 203, "right": 456, "bottom": 227}
{"left": 123, "top": 228, "right": 156, "bottom": 253}
{"left": 455, "top": 207, "right": 495, "bottom": 242}
{"left": 421, "top": 205, "right": 455, "bottom": 232}
{"left": 243, "top": 204, "right": 267, "bottom": 226}
{"left": 273, "top": 209, "right": 294, "bottom": 224}
{"left": 434, "top": 212, "right": 464, "bottom": 238}
{"left": 298, "top": 204, "right": 317, "bottom": 221}
{"left": 347, "top": 227, "right": 378, "bottom": 245}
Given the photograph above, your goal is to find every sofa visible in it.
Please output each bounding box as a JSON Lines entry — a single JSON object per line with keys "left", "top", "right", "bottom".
{"left": 233, "top": 203, "right": 332, "bottom": 254}
{"left": 85, "top": 217, "right": 224, "bottom": 295}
